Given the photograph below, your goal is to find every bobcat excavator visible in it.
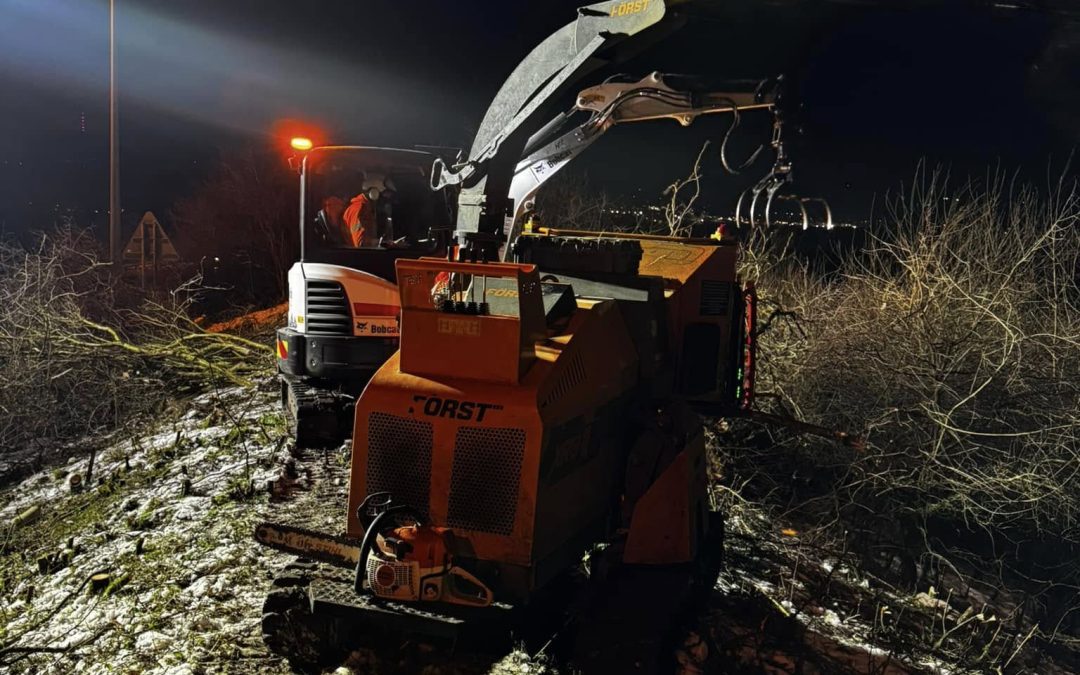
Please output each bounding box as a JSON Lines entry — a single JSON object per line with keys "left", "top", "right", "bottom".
{"left": 276, "top": 146, "right": 455, "bottom": 448}
{"left": 251, "top": 0, "right": 1074, "bottom": 670}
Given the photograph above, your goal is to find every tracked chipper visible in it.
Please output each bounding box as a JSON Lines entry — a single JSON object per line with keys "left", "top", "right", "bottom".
{"left": 254, "top": 0, "right": 1080, "bottom": 670}
{"left": 257, "top": 230, "right": 754, "bottom": 671}
{"left": 251, "top": 0, "right": 831, "bottom": 671}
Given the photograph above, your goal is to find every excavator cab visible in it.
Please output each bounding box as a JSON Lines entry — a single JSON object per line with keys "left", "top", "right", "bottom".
{"left": 301, "top": 147, "right": 453, "bottom": 268}
{"left": 276, "top": 147, "right": 455, "bottom": 447}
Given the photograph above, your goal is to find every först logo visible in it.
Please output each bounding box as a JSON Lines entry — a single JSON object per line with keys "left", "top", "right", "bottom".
{"left": 609, "top": 0, "right": 650, "bottom": 17}
{"left": 410, "top": 396, "right": 503, "bottom": 422}
{"left": 437, "top": 317, "right": 481, "bottom": 337}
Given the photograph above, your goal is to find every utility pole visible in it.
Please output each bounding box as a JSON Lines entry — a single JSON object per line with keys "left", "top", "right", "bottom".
{"left": 109, "top": 0, "right": 121, "bottom": 264}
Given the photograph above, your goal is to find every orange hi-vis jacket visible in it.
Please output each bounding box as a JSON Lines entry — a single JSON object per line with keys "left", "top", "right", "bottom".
{"left": 344, "top": 194, "right": 376, "bottom": 247}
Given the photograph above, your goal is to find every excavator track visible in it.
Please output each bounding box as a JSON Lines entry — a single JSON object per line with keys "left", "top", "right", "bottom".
{"left": 261, "top": 559, "right": 348, "bottom": 674}
{"left": 281, "top": 377, "right": 354, "bottom": 448}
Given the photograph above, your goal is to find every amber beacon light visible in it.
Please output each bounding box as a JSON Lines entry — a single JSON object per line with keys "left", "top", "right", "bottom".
{"left": 290, "top": 136, "right": 314, "bottom": 152}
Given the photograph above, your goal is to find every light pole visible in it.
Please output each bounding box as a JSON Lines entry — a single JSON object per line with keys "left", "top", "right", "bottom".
{"left": 109, "top": 0, "right": 121, "bottom": 264}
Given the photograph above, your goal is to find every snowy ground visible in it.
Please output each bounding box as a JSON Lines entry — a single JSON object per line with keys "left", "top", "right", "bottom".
{"left": 0, "top": 380, "right": 299, "bottom": 674}
{"left": 2, "top": 377, "right": 1074, "bottom": 674}
{"left": 0, "top": 380, "right": 549, "bottom": 675}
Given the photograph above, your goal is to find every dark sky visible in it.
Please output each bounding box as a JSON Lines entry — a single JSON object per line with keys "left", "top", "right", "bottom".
{"left": 3, "top": 0, "right": 1080, "bottom": 234}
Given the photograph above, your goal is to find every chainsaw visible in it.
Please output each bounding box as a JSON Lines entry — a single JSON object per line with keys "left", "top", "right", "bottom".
{"left": 255, "top": 492, "right": 492, "bottom": 607}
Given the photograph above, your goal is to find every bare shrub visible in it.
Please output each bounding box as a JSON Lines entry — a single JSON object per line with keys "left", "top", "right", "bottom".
{"left": 663, "top": 140, "right": 710, "bottom": 237}
{"left": 0, "top": 229, "right": 272, "bottom": 479}
{"left": 731, "top": 167, "right": 1080, "bottom": 660}
{"left": 533, "top": 171, "right": 614, "bottom": 231}
{"left": 171, "top": 147, "right": 297, "bottom": 303}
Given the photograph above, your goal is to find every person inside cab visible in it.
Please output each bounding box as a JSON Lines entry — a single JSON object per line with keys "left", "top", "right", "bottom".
{"left": 344, "top": 180, "right": 379, "bottom": 248}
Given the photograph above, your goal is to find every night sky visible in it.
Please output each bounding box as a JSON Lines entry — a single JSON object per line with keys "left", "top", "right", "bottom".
{"left": 3, "top": 0, "right": 1080, "bottom": 235}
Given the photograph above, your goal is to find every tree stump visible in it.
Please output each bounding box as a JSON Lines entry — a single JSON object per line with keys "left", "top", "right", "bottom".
{"left": 89, "top": 573, "right": 111, "bottom": 594}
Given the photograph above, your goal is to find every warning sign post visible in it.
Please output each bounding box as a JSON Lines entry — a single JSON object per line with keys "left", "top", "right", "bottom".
{"left": 122, "top": 212, "right": 180, "bottom": 288}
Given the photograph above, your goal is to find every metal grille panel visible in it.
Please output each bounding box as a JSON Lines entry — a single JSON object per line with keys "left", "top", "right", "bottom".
{"left": 366, "top": 412, "right": 432, "bottom": 517}
{"left": 541, "top": 353, "right": 586, "bottom": 408}
{"left": 447, "top": 426, "right": 526, "bottom": 536}
{"left": 700, "top": 280, "right": 732, "bottom": 316}
{"left": 306, "top": 279, "right": 352, "bottom": 335}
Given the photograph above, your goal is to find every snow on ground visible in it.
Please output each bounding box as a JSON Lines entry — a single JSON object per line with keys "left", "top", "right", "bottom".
{"left": 708, "top": 503, "right": 953, "bottom": 674}
{"left": 3, "top": 377, "right": 1073, "bottom": 674}
{"left": 0, "top": 380, "right": 301, "bottom": 674}
{"left": 0, "top": 380, "right": 558, "bottom": 675}
{"left": 702, "top": 490, "right": 1078, "bottom": 675}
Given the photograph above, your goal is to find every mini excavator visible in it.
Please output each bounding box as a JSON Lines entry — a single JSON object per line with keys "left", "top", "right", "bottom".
{"left": 255, "top": 0, "right": 835, "bottom": 671}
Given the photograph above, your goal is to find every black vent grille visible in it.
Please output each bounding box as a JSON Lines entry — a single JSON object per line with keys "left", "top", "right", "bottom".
{"left": 540, "top": 353, "right": 586, "bottom": 408}
{"left": 447, "top": 426, "right": 526, "bottom": 536}
{"left": 366, "top": 413, "right": 432, "bottom": 517}
{"left": 700, "top": 281, "right": 732, "bottom": 317}
{"left": 306, "top": 280, "right": 351, "bottom": 335}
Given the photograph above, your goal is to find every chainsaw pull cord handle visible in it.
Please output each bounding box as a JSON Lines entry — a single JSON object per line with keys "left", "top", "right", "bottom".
{"left": 354, "top": 504, "right": 425, "bottom": 595}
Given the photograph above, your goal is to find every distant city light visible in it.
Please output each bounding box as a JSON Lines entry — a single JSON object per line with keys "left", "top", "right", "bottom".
{"left": 290, "top": 137, "right": 313, "bottom": 151}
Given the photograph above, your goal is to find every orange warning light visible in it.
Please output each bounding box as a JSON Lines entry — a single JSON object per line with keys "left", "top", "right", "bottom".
{"left": 290, "top": 137, "right": 314, "bottom": 152}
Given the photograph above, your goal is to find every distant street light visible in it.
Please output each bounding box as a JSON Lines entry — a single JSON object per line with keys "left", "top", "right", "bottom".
{"left": 109, "top": 0, "right": 121, "bottom": 264}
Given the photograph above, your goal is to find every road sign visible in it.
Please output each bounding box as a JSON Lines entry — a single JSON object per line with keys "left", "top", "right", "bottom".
{"left": 122, "top": 211, "right": 180, "bottom": 287}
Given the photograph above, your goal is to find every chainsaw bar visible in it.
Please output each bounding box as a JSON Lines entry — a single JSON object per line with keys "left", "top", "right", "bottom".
{"left": 255, "top": 521, "right": 362, "bottom": 569}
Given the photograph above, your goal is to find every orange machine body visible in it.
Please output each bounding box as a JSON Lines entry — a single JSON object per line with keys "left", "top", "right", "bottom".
{"left": 348, "top": 233, "right": 747, "bottom": 603}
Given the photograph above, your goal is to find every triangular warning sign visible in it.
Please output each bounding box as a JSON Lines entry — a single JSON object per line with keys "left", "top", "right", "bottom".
{"left": 122, "top": 212, "right": 180, "bottom": 267}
